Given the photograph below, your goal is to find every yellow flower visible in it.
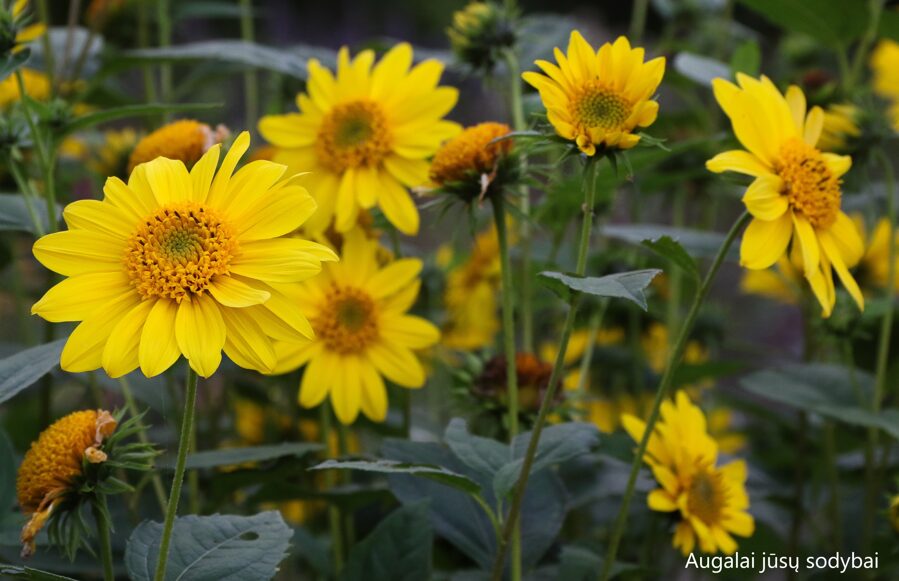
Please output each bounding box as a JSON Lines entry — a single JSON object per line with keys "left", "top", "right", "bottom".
{"left": 127, "top": 119, "right": 228, "bottom": 174}
{"left": 585, "top": 392, "right": 653, "bottom": 434}
{"left": 623, "top": 391, "right": 754, "bottom": 555}
{"left": 259, "top": 43, "right": 461, "bottom": 236}
{"left": 818, "top": 104, "right": 861, "bottom": 153}
{"left": 429, "top": 121, "right": 513, "bottom": 201}
{"left": 871, "top": 40, "right": 899, "bottom": 132}
{"left": 740, "top": 254, "right": 802, "bottom": 305}
{"left": 707, "top": 74, "right": 864, "bottom": 318}
{"left": 89, "top": 128, "right": 139, "bottom": 178}
{"left": 0, "top": 67, "right": 49, "bottom": 109}
{"left": 17, "top": 409, "right": 117, "bottom": 557}
{"left": 4, "top": 0, "right": 46, "bottom": 55}
{"left": 31, "top": 132, "right": 337, "bottom": 379}
{"left": 641, "top": 322, "right": 708, "bottom": 375}
{"left": 522, "top": 31, "right": 665, "bottom": 155}
{"left": 272, "top": 229, "right": 440, "bottom": 424}
{"left": 855, "top": 214, "right": 899, "bottom": 292}
{"left": 442, "top": 225, "right": 501, "bottom": 350}
{"left": 707, "top": 407, "right": 747, "bottom": 455}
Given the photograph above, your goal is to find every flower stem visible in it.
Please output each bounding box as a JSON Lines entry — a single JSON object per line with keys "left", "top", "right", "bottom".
{"left": 153, "top": 369, "right": 199, "bottom": 581}
{"left": 119, "top": 377, "right": 168, "bottom": 513}
{"left": 320, "top": 404, "right": 344, "bottom": 573}
{"left": 92, "top": 495, "right": 115, "bottom": 581}
{"left": 599, "top": 210, "right": 750, "bottom": 581}
{"left": 489, "top": 157, "right": 601, "bottom": 581}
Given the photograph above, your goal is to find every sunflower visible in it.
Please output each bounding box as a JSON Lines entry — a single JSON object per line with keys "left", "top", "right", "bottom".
{"left": 259, "top": 43, "right": 461, "bottom": 236}
{"left": 31, "top": 131, "right": 337, "bottom": 379}
{"left": 2, "top": 0, "right": 45, "bottom": 55}
{"left": 707, "top": 74, "right": 864, "bottom": 318}
{"left": 522, "top": 31, "right": 665, "bottom": 155}
{"left": 429, "top": 121, "right": 514, "bottom": 202}
{"left": 271, "top": 229, "right": 440, "bottom": 424}
{"left": 622, "top": 391, "right": 755, "bottom": 555}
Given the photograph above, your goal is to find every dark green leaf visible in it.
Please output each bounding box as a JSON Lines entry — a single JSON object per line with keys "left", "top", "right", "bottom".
{"left": 124, "top": 512, "right": 292, "bottom": 581}
{"left": 60, "top": 103, "right": 222, "bottom": 136}
{"left": 673, "top": 52, "right": 730, "bottom": 86}
{"left": 0, "top": 340, "right": 66, "bottom": 406}
{"left": 0, "top": 564, "right": 78, "bottom": 581}
{"left": 730, "top": 41, "right": 761, "bottom": 77}
{"left": 642, "top": 236, "right": 699, "bottom": 280}
{"left": 538, "top": 270, "right": 662, "bottom": 309}
{"left": 0, "top": 194, "right": 55, "bottom": 234}
{"left": 291, "top": 527, "right": 332, "bottom": 577}
{"left": 159, "top": 443, "right": 323, "bottom": 470}
{"left": 443, "top": 418, "right": 509, "bottom": 481}
{"left": 738, "top": 0, "right": 869, "bottom": 47}
{"left": 558, "top": 546, "right": 639, "bottom": 581}
{"left": 340, "top": 502, "right": 432, "bottom": 581}
{"left": 310, "top": 459, "right": 481, "bottom": 495}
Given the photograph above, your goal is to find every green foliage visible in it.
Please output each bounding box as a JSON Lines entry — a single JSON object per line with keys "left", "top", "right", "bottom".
{"left": 0, "top": 194, "right": 55, "bottom": 234}
{"left": 311, "top": 459, "right": 482, "bottom": 495}
{"left": 340, "top": 501, "right": 433, "bottom": 581}
{"left": 738, "top": 0, "right": 870, "bottom": 47}
{"left": 538, "top": 269, "right": 662, "bottom": 309}
{"left": 0, "top": 340, "right": 66, "bottom": 406}
{"left": 158, "top": 442, "right": 323, "bottom": 470}
{"left": 125, "top": 512, "right": 292, "bottom": 581}
{"left": 0, "top": 564, "right": 78, "bottom": 581}
{"left": 730, "top": 41, "right": 761, "bottom": 77}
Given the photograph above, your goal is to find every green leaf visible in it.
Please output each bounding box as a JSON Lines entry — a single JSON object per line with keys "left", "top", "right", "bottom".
{"left": 730, "top": 41, "right": 761, "bottom": 77}
{"left": 310, "top": 459, "right": 481, "bottom": 495}
{"left": 673, "top": 52, "right": 730, "bottom": 86}
{"left": 642, "top": 236, "right": 699, "bottom": 280}
{"left": 59, "top": 102, "right": 222, "bottom": 136}
{"left": 443, "top": 418, "right": 509, "bottom": 480}
{"left": 124, "top": 41, "right": 337, "bottom": 79}
{"left": 558, "top": 546, "right": 639, "bottom": 581}
{"left": 493, "top": 422, "right": 600, "bottom": 499}
{"left": 740, "top": 364, "right": 899, "bottom": 439}
{"left": 0, "top": 49, "right": 31, "bottom": 82}
{"left": 604, "top": 224, "right": 733, "bottom": 259}
{"left": 738, "top": 0, "right": 870, "bottom": 47}
{"left": 340, "top": 502, "right": 432, "bottom": 581}
{"left": 0, "top": 194, "right": 55, "bottom": 234}
{"left": 158, "top": 443, "right": 323, "bottom": 470}
{"left": 0, "top": 339, "right": 66, "bottom": 406}
{"left": 538, "top": 270, "right": 662, "bottom": 309}
{"left": 0, "top": 564, "right": 78, "bottom": 581}
{"left": 124, "top": 512, "right": 292, "bottom": 581}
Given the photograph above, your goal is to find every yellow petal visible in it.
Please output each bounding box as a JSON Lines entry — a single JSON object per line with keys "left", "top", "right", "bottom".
{"left": 33, "top": 230, "right": 123, "bottom": 276}
{"left": 804, "top": 106, "right": 825, "bottom": 146}
{"left": 190, "top": 144, "right": 221, "bottom": 203}
{"left": 367, "top": 258, "right": 422, "bottom": 298}
{"left": 330, "top": 356, "right": 362, "bottom": 425}
{"left": 102, "top": 300, "right": 154, "bottom": 378}
{"left": 139, "top": 299, "right": 181, "bottom": 377}
{"left": 379, "top": 314, "right": 439, "bottom": 349}
{"left": 63, "top": 199, "right": 133, "bottom": 239}
{"left": 258, "top": 114, "right": 317, "bottom": 148}
{"left": 359, "top": 360, "right": 388, "bottom": 422}
{"left": 208, "top": 276, "right": 270, "bottom": 307}
{"left": 230, "top": 239, "right": 327, "bottom": 283}
{"left": 32, "top": 272, "right": 132, "bottom": 322}
{"left": 60, "top": 293, "right": 142, "bottom": 373}
{"left": 739, "top": 213, "right": 792, "bottom": 270}
{"left": 706, "top": 150, "right": 771, "bottom": 177}
{"left": 366, "top": 342, "right": 424, "bottom": 387}
{"left": 206, "top": 131, "right": 251, "bottom": 207}
{"left": 143, "top": 157, "right": 192, "bottom": 206}
{"left": 220, "top": 306, "right": 277, "bottom": 372}
{"left": 377, "top": 174, "right": 419, "bottom": 235}
{"left": 103, "top": 176, "right": 156, "bottom": 221}
{"left": 742, "top": 175, "right": 787, "bottom": 220}
{"left": 819, "top": 231, "right": 865, "bottom": 311}
{"left": 236, "top": 184, "right": 317, "bottom": 241}
{"left": 299, "top": 351, "right": 335, "bottom": 408}
{"left": 792, "top": 213, "right": 820, "bottom": 275}
{"left": 175, "top": 297, "right": 225, "bottom": 377}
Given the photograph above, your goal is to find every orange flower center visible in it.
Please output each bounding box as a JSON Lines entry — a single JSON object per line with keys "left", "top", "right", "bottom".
{"left": 125, "top": 203, "right": 238, "bottom": 303}
{"left": 775, "top": 138, "right": 841, "bottom": 228}
{"left": 570, "top": 81, "right": 632, "bottom": 131}
{"left": 316, "top": 99, "right": 392, "bottom": 173}
{"left": 314, "top": 285, "right": 379, "bottom": 354}
{"left": 686, "top": 466, "right": 726, "bottom": 524}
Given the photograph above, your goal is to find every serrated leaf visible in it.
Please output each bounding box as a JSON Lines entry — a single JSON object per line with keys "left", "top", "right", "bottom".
{"left": 0, "top": 339, "right": 66, "bottom": 406}
{"left": 493, "top": 422, "right": 600, "bottom": 499}
{"left": 124, "top": 512, "right": 292, "bottom": 581}
{"left": 538, "top": 270, "right": 662, "bottom": 309}
{"left": 730, "top": 41, "right": 761, "bottom": 77}
{"left": 158, "top": 442, "right": 323, "bottom": 470}
{"left": 310, "top": 459, "right": 481, "bottom": 495}
{"left": 0, "top": 194, "right": 56, "bottom": 234}
{"left": 738, "top": 0, "right": 869, "bottom": 47}
{"left": 60, "top": 103, "right": 222, "bottom": 136}
{"left": 673, "top": 52, "right": 730, "bottom": 86}
{"left": 340, "top": 501, "right": 432, "bottom": 581}
{"left": 0, "top": 564, "right": 78, "bottom": 581}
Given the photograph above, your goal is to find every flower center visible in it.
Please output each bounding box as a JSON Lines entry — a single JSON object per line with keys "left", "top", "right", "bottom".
{"left": 125, "top": 203, "right": 238, "bottom": 303}
{"left": 686, "top": 467, "right": 725, "bottom": 524}
{"left": 775, "top": 138, "right": 841, "bottom": 229}
{"left": 314, "top": 285, "right": 379, "bottom": 354}
{"left": 316, "top": 100, "right": 392, "bottom": 173}
{"left": 570, "top": 81, "right": 632, "bottom": 131}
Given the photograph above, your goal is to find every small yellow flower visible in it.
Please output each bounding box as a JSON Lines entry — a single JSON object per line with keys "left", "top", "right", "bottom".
{"left": 0, "top": 67, "right": 49, "bottom": 109}
{"left": 31, "top": 132, "right": 337, "bottom": 379}
{"left": 272, "top": 229, "right": 440, "bottom": 424}
{"left": 855, "top": 214, "right": 899, "bottom": 293}
{"left": 522, "top": 31, "right": 665, "bottom": 155}
{"left": 127, "top": 119, "right": 228, "bottom": 174}
{"left": 259, "top": 43, "right": 461, "bottom": 235}
{"left": 17, "top": 409, "right": 117, "bottom": 557}
{"left": 871, "top": 40, "right": 899, "bottom": 132}
{"left": 429, "top": 122, "right": 513, "bottom": 196}
{"left": 623, "top": 391, "right": 755, "bottom": 555}
{"left": 707, "top": 74, "right": 863, "bottom": 318}
{"left": 3, "top": 0, "right": 46, "bottom": 55}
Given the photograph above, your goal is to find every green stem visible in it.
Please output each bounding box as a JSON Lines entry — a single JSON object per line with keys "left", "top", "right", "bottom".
{"left": 320, "top": 405, "right": 344, "bottom": 573}
{"left": 490, "top": 158, "right": 601, "bottom": 581}
{"left": 823, "top": 421, "right": 842, "bottom": 551}
{"left": 845, "top": 0, "right": 886, "bottom": 92}
{"left": 599, "top": 211, "right": 750, "bottom": 581}
{"left": 153, "top": 369, "right": 199, "bottom": 581}
{"left": 92, "top": 495, "right": 115, "bottom": 581}
{"left": 119, "top": 377, "right": 169, "bottom": 513}
{"left": 629, "top": 0, "right": 651, "bottom": 44}
{"left": 138, "top": 0, "right": 158, "bottom": 105}
{"left": 157, "top": 0, "right": 173, "bottom": 117}
{"left": 35, "top": 0, "right": 55, "bottom": 95}
{"left": 337, "top": 423, "right": 355, "bottom": 550}
{"left": 239, "top": 0, "right": 259, "bottom": 132}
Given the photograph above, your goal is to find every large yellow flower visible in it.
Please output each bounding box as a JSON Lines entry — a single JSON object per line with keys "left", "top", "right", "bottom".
{"left": 31, "top": 132, "right": 336, "bottom": 379}
{"left": 272, "top": 230, "right": 440, "bottom": 424}
{"left": 707, "top": 74, "right": 864, "bottom": 318}
{"left": 622, "top": 391, "right": 754, "bottom": 555}
{"left": 259, "top": 43, "right": 461, "bottom": 236}
{"left": 522, "top": 31, "right": 665, "bottom": 155}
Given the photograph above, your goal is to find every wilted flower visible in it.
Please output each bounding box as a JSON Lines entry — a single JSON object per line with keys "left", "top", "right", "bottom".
{"left": 473, "top": 352, "right": 561, "bottom": 412}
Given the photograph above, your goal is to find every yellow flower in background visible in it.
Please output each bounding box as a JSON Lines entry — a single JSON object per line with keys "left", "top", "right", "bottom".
{"left": 17, "top": 409, "right": 117, "bottom": 557}
{"left": 522, "top": 31, "right": 665, "bottom": 155}
{"left": 31, "top": 132, "right": 337, "bottom": 379}
{"left": 890, "top": 495, "right": 899, "bottom": 533}
{"left": 0, "top": 67, "right": 49, "bottom": 109}
{"left": 855, "top": 214, "right": 899, "bottom": 292}
{"left": 90, "top": 128, "right": 139, "bottom": 178}
{"left": 4, "top": 0, "right": 45, "bottom": 54}
{"left": 641, "top": 322, "right": 708, "bottom": 377}
{"left": 707, "top": 407, "right": 747, "bottom": 455}
{"left": 259, "top": 43, "right": 461, "bottom": 235}
{"left": 273, "top": 230, "right": 440, "bottom": 425}
{"left": 707, "top": 74, "right": 863, "bottom": 318}
{"left": 871, "top": 40, "right": 899, "bottom": 132}
{"left": 127, "top": 119, "right": 228, "bottom": 174}
{"left": 623, "top": 391, "right": 754, "bottom": 555}
{"left": 818, "top": 104, "right": 861, "bottom": 153}
{"left": 585, "top": 392, "right": 653, "bottom": 434}
{"left": 540, "top": 325, "right": 624, "bottom": 391}
{"left": 441, "top": 225, "right": 501, "bottom": 350}
{"left": 739, "top": 255, "right": 802, "bottom": 305}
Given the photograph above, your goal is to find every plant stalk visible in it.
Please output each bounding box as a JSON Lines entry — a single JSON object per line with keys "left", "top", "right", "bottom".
{"left": 93, "top": 495, "right": 115, "bottom": 581}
